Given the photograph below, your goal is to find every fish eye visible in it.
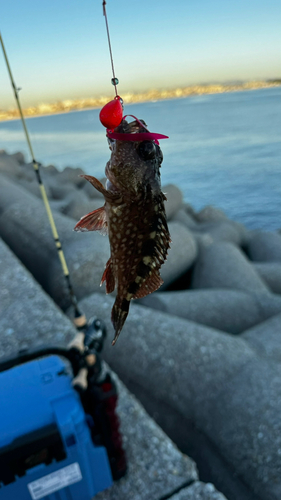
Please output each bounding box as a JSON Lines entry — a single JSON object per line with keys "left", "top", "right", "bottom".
{"left": 137, "top": 141, "right": 156, "bottom": 160}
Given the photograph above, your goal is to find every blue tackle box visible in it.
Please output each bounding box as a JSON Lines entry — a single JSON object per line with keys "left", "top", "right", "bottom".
{"left": 0, "top": 355, "right": 113, "bottom": 500}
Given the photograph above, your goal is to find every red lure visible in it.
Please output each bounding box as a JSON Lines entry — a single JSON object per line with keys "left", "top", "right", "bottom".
{"left": 99, "top": 96, "right": 123, "bottom": 129}
{"left": 99, "top": 97, "right": 169, "bottom": 144}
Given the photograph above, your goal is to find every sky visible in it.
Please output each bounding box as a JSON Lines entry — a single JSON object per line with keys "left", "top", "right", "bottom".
{"left": 1, "top": 0, "right": 280, "bottom": 109}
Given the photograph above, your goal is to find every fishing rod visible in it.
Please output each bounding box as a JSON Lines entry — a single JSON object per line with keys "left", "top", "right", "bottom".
{"left": 0, "top": 32, "right": 86, "bottom": 330}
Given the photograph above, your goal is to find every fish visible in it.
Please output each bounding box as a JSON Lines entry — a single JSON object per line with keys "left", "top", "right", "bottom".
{"left": 74, "top": 118, "right": 171, "bottom": 345}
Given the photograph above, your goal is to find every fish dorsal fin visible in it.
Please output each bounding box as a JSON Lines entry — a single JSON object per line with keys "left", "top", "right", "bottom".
{"left": 133, "top": 271, "right": 163, "bottom": 299}
{"left": 74, "top": 206, "right": 108, "bottom": 234}
{"left": 100, "top": 257, "right": 115, "bottom": 294}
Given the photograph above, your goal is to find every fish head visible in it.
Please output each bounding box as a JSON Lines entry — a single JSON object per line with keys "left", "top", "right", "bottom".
{"left": 106, "top": 119, "right": 164, "bottom": 195}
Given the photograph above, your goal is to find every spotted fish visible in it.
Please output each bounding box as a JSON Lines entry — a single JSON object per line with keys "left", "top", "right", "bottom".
{"left": 74, "top": 119, "right": 171, "bottom": 345}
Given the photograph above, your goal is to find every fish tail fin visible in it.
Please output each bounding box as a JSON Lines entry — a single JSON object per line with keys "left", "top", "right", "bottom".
{"left": 111, "top": 297, "right": 130, "bottom": 346}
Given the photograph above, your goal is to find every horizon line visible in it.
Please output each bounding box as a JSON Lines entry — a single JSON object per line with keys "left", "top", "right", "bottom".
{"left": 0, "top": 79, "right": 280, "bottom": 122}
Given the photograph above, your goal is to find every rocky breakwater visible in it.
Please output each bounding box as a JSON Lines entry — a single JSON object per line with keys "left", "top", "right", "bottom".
{"left": 1, "top": 150, "right": 281, "bottom": 500}
{"left": 1, "top": 237, "right": 210, "bottom": 500}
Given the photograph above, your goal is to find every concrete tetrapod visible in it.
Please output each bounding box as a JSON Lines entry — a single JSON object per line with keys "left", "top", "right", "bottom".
{"left": 0, "top": 175, "right": 110, "bottom": 310}
{"left": 168, "top": 482, "right": 227, "bottom": 500}
{"left": 138, "top": 289, "right": 281, "bottom": 334}
{"left": 0, "top": 237, "right": 76, "bottom": 355}
{"left": 74, "top": 293, "right": 281, "bottom": 500}
{"left": 246, "top": 231, "right": 281, "bottom": 262}
{"left": 160, "top": 222, "right": 198, "bottom": 288}
{"left": 253, "top": 262, "right": 281, "bottom": 294}
{"left": 242, "top": 312, "right": 281, "bottom": 363}
{"left": 191, "top": 242, "right": 269, "bottom": 293}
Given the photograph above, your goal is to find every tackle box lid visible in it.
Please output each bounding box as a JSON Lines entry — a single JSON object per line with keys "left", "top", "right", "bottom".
{"left": 0, "top": 356, "right": 79, "bottom": 448}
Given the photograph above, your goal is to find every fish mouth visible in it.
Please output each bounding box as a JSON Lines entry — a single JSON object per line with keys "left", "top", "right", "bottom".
{"left": 107, "top": 136, "right": 115, "bottom": 152}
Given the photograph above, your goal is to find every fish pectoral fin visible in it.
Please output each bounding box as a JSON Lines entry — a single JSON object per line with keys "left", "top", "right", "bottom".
{"left": 74, "top": 205, "right": 108, "bottom": 233}
{"left": 81, "top": 175, "right": 107, "bottom": 196}
{"left": 133, "top": 271, "right": 164, "bottom": 299}
{"left": 81, "top": 175, "right": 120, "bottom": 201}
{"left": 100, "top": 257, "right": 115, "bottom": 294}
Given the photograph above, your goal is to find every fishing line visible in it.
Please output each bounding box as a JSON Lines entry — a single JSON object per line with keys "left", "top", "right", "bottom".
{"left": 0, "top": 32, "right": 86, "bottom": 330}
{"left": 100, "top": 2, "right": 169, "bottom": 144}
{"left": 102, "top": 0, "right": 120, "bottom": 97}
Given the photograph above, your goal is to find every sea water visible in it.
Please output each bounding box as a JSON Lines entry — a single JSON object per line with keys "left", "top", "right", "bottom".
{"left": 0, "top": 87, "right": 280, "bottom": 230}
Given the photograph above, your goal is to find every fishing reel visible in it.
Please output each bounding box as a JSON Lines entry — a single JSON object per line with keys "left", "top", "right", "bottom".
{"left": 71, "top": 317, "right": 127, "bottom": 481}
{"left": 84, "top": 317, "right": 107, "bottom": 354}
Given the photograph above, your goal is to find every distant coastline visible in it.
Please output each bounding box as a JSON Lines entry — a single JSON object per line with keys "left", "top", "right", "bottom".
{"left": 0, "top": 80, "right": 280, "bottom": 122}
